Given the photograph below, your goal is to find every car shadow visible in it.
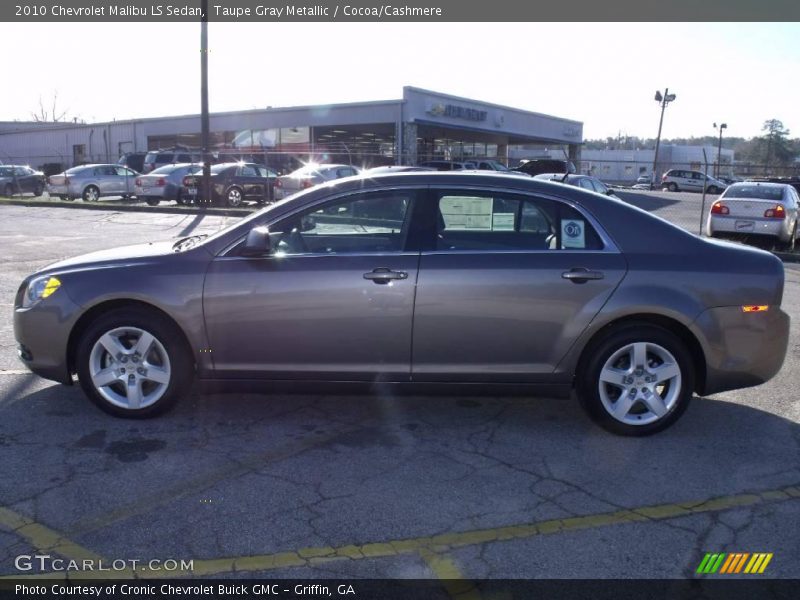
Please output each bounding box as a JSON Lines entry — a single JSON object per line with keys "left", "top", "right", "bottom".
{"left": 615, "top": 190, "right": 684, "bottom": 211}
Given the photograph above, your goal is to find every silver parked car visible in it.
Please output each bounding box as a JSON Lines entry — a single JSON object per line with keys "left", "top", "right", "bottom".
{"left": 134, "top": 163, "right": 203, "bottom": 206}
{"left": 14, "top": 173, "right": 789, "bottom": 435}
{"left": 661, "top": 169, "right": 728, "bottom": 194}
{"left": 707, "top": 181, "right": 800, "bottom": 251}
{"left": 534, "top": 173, "right": 619, "bottom": 197}
{"left": 274, "top": 164, "right": 360, "bottom": 199}
{"left": 47, "top": 164, "right": 138, "bottom": 202}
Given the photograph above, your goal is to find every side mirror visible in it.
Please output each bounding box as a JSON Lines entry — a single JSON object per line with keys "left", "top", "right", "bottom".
{"left": 241, "top": 226, "right": 271, "bottom": 257}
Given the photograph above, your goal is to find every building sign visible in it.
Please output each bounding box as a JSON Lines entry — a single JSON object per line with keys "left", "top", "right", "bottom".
{"left": 427, "top": 102, "right": 488, "bottom": 122}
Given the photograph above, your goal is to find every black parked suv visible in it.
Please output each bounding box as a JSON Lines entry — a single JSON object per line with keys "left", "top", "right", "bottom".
{"left": 117, "top": 152, "right": 147, "bottom": 173}
{"left": 143, "top": 149, "right": 204, "bottom": 173}
{"left": 512, "top": 159, "right": 576, "bottom": 177}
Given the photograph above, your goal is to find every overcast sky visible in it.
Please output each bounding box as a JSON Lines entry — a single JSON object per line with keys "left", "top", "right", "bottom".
{"left": 2, "top": 22, "right": 798, "bottom": 140}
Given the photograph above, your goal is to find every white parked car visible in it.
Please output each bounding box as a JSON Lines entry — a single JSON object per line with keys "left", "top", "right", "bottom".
{"left": 661, "top": 169, "right": 727, "bottom": 194}
{"left": 707, "top": 181, "right": 799, "bottom": 251}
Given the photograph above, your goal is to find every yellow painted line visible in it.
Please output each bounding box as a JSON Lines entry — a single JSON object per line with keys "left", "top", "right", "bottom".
{"left": 2, "top": 485, "right": 798, "bottom": 579}
{"left": 418, "top": 549, "right": 483, "bottom": 600}
{"left": 0, "top": 507, "right": 134, "bottom": 579}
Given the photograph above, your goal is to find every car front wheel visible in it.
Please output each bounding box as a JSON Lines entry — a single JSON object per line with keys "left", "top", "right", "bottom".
{"left": 577, "top": 324, "right": 694, "bottom": 436}
{"left": 225, "top": 186, "right": 244, "bottom": 207}
{"left": 75, "top": 308, "right": 193, "bottom": 418}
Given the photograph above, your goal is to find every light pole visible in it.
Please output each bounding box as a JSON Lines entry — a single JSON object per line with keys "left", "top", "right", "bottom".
{"left": 713, "top": 122, "right": 727, "bottom": 178}
{"left": 650, "top": 88, "right": 676, "bottom": 189}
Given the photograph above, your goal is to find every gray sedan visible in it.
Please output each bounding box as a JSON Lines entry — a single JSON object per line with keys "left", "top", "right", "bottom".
{"left": 134, "top": 163, "right": 203, "bottom": 206}
{"left": 47, "top": 164, "right": 138, "bottom": 202}
{"left": 14, "top": 172, "right": 789, "bottom": 435}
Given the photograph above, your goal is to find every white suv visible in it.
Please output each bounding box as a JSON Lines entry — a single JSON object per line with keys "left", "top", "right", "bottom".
{"left": 661, "top": 169, "right": 728, "bottom": 194}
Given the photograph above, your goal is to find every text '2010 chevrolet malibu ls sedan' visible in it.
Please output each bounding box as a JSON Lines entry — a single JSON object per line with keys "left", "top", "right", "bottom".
{"left": 14, "top": 172, "right": 790, "bottom": 435}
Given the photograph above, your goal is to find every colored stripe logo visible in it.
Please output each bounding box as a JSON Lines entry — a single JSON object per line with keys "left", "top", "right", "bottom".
{"left": 696, "top": 552, "right": 773, "bottom": 574}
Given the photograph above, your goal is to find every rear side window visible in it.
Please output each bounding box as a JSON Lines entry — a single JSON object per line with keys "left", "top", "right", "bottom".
{"left": 435, "top": 191, "right": 603, "bottom": 251}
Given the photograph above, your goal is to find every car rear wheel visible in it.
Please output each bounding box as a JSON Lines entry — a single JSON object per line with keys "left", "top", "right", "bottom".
{"left": 33, "top": 183, "right": 44, "bottom": 196}
{"left": 667, "top": 182, "right": 678, "bottom": 192}
{"left": 225, "top": 186, "right": 243, "bottom": 207}
{"left": 82, "top": 185, "right": 100, "bottom": 202}
{"left": 3, "top": 183, "right": 14, "bottom": 197}
{"left": 75, "top": 308, "right": 193, "bottom": 418}
{"left": 577, "top": 324, "right": 694, "bottom": 436}
{"left": 145, "top": 196, "right": 160, "bottom": 206}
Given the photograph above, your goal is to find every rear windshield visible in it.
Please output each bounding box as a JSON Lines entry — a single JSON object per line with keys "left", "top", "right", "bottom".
{"left": 723, "top": 185, "right": 785, "bottom": 201}
{"left": 0, "top": 167, "right": 13, "bottom": 177}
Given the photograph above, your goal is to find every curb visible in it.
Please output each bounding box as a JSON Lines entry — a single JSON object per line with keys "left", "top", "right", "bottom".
{"left": 0, "top": 196, "right": 252, "bottom": 217}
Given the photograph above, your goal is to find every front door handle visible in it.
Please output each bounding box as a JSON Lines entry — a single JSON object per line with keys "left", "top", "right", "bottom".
{"left": 562, "top": 268, "right": 604, "bottom": 283}
{"left": 363, "top": 268, "right": 408, "bottom": 284}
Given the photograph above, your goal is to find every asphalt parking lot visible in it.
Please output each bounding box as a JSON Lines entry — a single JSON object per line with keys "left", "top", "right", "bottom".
{"left": 0, "top": 199, "right": 798, "bottom": 586}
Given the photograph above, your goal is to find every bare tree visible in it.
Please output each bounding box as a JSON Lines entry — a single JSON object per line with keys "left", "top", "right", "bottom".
{"left": 31, "top": 91, "right": 68, "bottom": 122}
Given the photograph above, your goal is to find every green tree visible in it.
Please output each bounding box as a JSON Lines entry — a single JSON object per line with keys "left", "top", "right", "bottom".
{"left": 761, "top": 119, "right": 793, "bottom": 172}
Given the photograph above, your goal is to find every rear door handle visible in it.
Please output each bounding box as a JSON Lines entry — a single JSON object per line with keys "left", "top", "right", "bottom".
{"left": 562, "top": 268, "right": 604, "bottom": 283}
{"left": 363, "top": 268, "right": 408, "bottom": 284}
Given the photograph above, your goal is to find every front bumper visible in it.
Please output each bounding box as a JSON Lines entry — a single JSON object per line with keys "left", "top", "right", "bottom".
{"left": 693, "top": 305, "right": 790, "bottom": 395}
{"left": 13, "top": 288, "right": 82, "bottom": 384}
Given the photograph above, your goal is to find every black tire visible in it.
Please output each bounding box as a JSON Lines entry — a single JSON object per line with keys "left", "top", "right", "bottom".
{"left": 225, "top": 186, "right": 244, "bottom": 207}
{"left": 75, "top": 307, "right": 193, "bottom": 418}
{"left": 145, "top": 196, "right": 160, "bottom": 206}
{"left": 667, "top": 182, "right": 678, "bottom": 192}
{"left": 707, "top": 186, "right": 720, "bottom": 195}
{"left": 33, "top": 183, "right": 44, "bottom": 197}
{"left": 82, "top": 185, "right": 100, "bottom": 202}
{"left": 786, "top": 222, "right": 797, "bottom": 252}
{"left": 3, "top": 183, "right": 14, "bottom": 197}
{"left": 577, "top": 323, "right": 695, "bottom": 436}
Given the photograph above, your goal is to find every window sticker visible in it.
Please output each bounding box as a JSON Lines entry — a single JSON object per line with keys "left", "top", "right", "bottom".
{"left": 440, "top": 196, "right": 493, "bottom": 230}
{"left": 561, "top": 219, "right": 585, "bottom": 249}
{"left": 492, "top": 212, "right": 516, "bottom": 231}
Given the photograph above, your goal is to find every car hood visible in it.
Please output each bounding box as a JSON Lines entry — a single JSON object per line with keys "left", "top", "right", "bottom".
{"left": 36, "top": 240, "right": 184, "bottom": 275}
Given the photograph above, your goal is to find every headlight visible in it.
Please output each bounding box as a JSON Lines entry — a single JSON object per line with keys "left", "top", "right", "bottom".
{"left": 22, "top": 276, "right": 61, "bottom": 308}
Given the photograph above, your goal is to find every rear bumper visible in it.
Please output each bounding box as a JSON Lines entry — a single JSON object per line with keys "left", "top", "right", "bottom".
{"left": 693, "top": 305, "right": 790, "bottom": 395}
{"left": 708, "top": 215, "right": 790, "bottom": 241}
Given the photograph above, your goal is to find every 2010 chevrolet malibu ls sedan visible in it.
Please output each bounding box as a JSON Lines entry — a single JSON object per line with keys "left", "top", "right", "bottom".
{"left": 14, "top": 172, "right": 790, "bottom": 435}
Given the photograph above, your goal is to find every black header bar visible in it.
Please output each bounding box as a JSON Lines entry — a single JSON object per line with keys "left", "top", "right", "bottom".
{"left": 2, "top": 0, "right": 799, "bottom": 22}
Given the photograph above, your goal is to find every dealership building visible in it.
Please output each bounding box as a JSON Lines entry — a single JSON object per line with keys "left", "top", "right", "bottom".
{"left": 0, "top": 87, "right": 583, "bottom": 171}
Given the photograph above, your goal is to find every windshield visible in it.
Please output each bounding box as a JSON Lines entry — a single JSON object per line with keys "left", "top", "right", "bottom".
{"left": 723, "top": 185, "right": 785, "bottom": 200}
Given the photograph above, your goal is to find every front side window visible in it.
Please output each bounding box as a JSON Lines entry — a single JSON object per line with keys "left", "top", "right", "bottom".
{"left": 435, "top": 191, "right": 603, "bottom": 251}
{"left": 266, "top": 190, "right": 414, "bottom": 256}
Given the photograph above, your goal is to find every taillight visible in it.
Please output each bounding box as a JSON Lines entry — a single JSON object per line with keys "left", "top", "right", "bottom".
{"left": 157, "top": 177, "right": 166, "bottom": 186}
{"left": 183, "top": 176, "right": 193, "bottom": 186}
{"left": 661, "top": 174, "right": 667, "bottom": 182}
{"left": 274, "top": 178, "right": 282, "bottom": 188}
{"left": 302, "top": 179, "right": 313, "bottom": 189}
{"left": 764, "top": 205, "right": 785, "bottom": 219}
{"left": 711, "top": 201, "right": 729, "bottom": 215}
{"left": 135, "top": 178, "right": 141, "bottom": 186}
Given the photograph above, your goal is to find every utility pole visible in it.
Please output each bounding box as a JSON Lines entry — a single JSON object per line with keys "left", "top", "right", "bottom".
{"left": 650, "top": 88, "right": 676, "bottom": 190}
{"left": 200, "top": 0, "right": 211, "bottom": 206}
{"left": 713, "top": 122, "right": 727, "bottom": 178}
